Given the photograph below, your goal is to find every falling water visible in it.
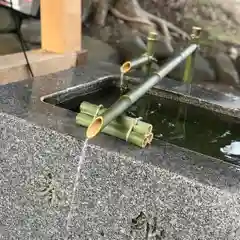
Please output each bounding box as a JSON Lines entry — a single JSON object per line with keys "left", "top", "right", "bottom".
{"left": 120, "top": 72, "right": 124, "bottom": 87}
{"left": 120, "top": 72, "right": 125, "bottom": 94}
{"left": 65, "top": 138, "right": 89, "bottom": 239}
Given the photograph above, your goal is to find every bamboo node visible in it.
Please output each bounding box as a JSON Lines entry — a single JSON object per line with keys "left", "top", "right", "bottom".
{"left": 125, "top": 117, "right": 143, "bottom": 141}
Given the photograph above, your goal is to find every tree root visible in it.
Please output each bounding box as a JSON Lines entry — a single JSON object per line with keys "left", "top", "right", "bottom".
{"left": 93, "top": 0, "right": 189, "bottom": 53}
{"left": 110, "top": 7, "right": 174, "bottom": 52}
{"left": 94, "top": 0, "right": 110, "bottom": 26}
{"left": 145, "top": 11, "right": 190, "bottom": 40}
{"left": 144, "top": 11, "right": 173, "bottom": 51}
{"left": 110, "top": 7, "right": 153, "bottom": 26}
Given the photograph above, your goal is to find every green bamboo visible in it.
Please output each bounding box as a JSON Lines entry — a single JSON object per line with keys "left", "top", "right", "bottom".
{"left": 120, "top": 55, "right": 152, "bottom": 74}
{"left": 143, "top": 31, "right": 158, "bottom": 77}
{"left": 121, "top": 32, "right": 158, "bottom": 75}
{"left": 80, "top": 101, "right": 153, "bottom": 135}
{"left": 76, "top": 112, "right": 149, "bottom": 148}
{"left": 183, "top": 26, "right": 201, "bottom": 83}
{"left": 147, "top": 32, "right": 158, "bottom": 57}
{"left": 80, "top": 101, "right": 105, "bottom": 116}
{"left": 86, "top": 43, "right": 198, "bottom": 139}
{"left": 183, "top": 54, "right": 193, "bottom": 83}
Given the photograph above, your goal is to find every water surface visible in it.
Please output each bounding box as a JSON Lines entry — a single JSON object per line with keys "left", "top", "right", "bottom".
{"left": 56, "top": 85, "right": 240, "bottom": 164}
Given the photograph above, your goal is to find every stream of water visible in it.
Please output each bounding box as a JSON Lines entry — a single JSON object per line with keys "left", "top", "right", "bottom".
{"left": 120, "top": 72, "right": 124, "bottom": 87}
{"left": 120, "top": 72, "right": 125, "bottom": 94}
{"left": 65, "top": 138, "right": 89, "bottom": 239}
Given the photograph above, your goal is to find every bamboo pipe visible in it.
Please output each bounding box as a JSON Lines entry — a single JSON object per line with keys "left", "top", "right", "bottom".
{"left": 144, "top": 31, "right": 158, "bottom": 76}
{"left": 86, "top": 43, "right": 199, "bottom": 139}
{"left": 183, "top": 26, "right": 202, "bottom": 83}
{"left": 120, "top": 32, "right": 158, "bottom": 74}
{"left": 121, "top": 55, "right": 152, "bottom": 74}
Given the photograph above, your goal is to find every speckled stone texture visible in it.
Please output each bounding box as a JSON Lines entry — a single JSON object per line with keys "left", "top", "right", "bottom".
{"left": 1, "top": 112, "right": 240, "bottom": 240}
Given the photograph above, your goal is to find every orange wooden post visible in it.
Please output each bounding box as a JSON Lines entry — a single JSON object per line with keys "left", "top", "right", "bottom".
{"left": 0, "top": 0, "right": 86, "bottom": 84}
{"left": 40, "top": 0, "right": 82, "bottom": 53}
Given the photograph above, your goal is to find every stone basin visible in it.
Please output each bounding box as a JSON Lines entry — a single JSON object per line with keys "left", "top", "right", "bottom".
{"left": 41, "top": 73, "right": 240, "bottom": 119}
{"left": 40, "top": 74, "right": 240, "bottom": 162}
{"left": 1, "top": 62, "right": 240, "bottom": 239}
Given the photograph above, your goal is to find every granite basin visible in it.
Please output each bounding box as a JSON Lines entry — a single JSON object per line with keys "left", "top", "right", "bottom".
{"left": 1, "top": 63, "right": 240, "bottom": 239}
{"left": 40, "top": 75, "right": 240, "bottom": 163}
{"left": 40, "top": 75, "right": 120, "bottom": 108}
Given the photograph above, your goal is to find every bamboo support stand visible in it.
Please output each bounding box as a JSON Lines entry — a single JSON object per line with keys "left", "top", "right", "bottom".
{"left": 76, "top": 101, "right": 153, "bottom": 148}
{"left": 183, "top": 26, "right": 202, "bottom": 83}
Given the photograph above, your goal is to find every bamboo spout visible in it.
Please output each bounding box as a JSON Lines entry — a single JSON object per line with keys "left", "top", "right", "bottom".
{"left": 191, "top": 26, "right": 202, "bottom": 40}
{"left": 86, "top": 116, "right": 104, "bottom": 139}
{"left": 120, "top": 55, "right": 152, "bottom": 74}
{"left": 86, "top": 43, "right": 198, "bottom": 139}
{"left": 86, "top": 95, "right": 132, "bottom": 138}
{"left": 120, "top": 31, "right": 158, "bottom": 74}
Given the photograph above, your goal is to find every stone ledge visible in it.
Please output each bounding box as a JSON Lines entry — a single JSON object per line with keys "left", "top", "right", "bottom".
{"left": 0, "top": 49, "right": 88, "bottom": 84}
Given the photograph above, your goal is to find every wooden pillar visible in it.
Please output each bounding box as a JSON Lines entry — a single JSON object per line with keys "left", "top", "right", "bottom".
{"left": 40, "top": 0, "right": 82, "bottom": 53}
{"left": 0, "top": 0, "right": 87, "bottom": 84}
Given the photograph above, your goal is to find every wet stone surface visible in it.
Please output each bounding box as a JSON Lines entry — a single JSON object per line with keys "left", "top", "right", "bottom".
{"left": 1, "top": 112, "right": 240, "bottom": 240}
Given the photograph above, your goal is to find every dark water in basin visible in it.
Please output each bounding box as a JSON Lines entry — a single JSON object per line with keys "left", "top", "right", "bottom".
{"left": 47, "top": 85, "right": 240, "bottom": 163}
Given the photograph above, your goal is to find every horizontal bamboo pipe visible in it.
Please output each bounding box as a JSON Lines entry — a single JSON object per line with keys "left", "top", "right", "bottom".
{"left": 86, "top": 43, "right": 198, "bottom": 139}
{"left": 121, "top": 31, "right": 158, "bottom": 74}
{"left": 121, "top": 55, "right": 152, "bottom": 74}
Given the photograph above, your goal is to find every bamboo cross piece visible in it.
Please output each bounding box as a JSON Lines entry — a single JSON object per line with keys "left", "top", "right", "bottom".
{"left": 76, "top": 101, "right": 154, "bottom": 148}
